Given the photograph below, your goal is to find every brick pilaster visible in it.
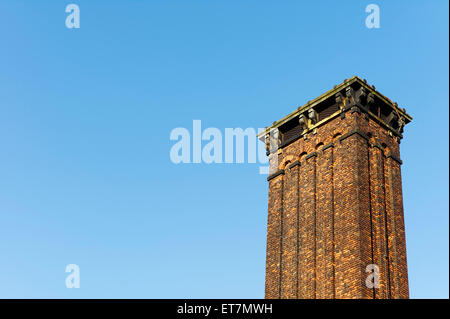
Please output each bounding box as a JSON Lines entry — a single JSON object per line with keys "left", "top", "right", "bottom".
{"left": 315, "top": 146, "right": 335, "bottom": 298}
{"left": 265, "top": 174, "right": 284, "bottom": 298}
{"left": 280, "top": 163, "right": 299, "bottom": 298}
{"left": 298, "top": 154, "right": 316, "bottom": 298}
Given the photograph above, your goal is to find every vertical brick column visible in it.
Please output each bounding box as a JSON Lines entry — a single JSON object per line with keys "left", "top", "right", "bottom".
{"left": 369, "top": 144, "right": 389, "bottom": 298}
{"left": 334, "top": 128, "right": 373, "bottom": 299}
{"left": 315, "top": 144, "right": 335, "bottom": 298}
{"left": 385, "top": 155, "right": 409, "bottom": 298}
{"left": 389, "top": 157, "right": 409, "bottom": 298}
{"left": 265, "top": 172, "right": 284, "bottom": 298}
{"left": 334, "top": 134, "right": 360, "bottom": 298}
{"left": 280, "top": 162, "right": 300, "bottom": 298}
{"left": 298, "top": 153, "right": 317, "bottom": 298}
{"left": 384, "top": 157, "right": 400, "bottom": 298}
{"left": 355, "top": 131, "right": 374, "bottom": 299}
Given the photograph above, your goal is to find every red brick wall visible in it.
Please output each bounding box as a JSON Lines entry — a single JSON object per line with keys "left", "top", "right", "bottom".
{"left": 265, "top": 108, "right": 409, "bottom": 299}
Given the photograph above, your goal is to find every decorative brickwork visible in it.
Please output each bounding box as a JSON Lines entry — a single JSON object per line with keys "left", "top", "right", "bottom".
{"left": 260, "top": 76, "right": 411, "bottom": 299}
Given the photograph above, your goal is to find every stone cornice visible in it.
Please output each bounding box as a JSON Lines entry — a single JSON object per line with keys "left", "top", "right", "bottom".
{"left": 258, "top": 76, "right": 412, "bottom": 141}
{"left": 321, "top": 142, "right": 334, "bottom": 151}
{"left": 339, "top": 129, "right": 369, "bottom": 143}
{"left": 386, "top": 153, "right": 403, "bottom": 165}
{"left": 267, "top": 169, "right": 285, "bottom": 181}
{"left": 305, "top": 152, "right": 318, "bottom": 160}
{"left": 287, "top": 161, "right": 301, "bottom": 169}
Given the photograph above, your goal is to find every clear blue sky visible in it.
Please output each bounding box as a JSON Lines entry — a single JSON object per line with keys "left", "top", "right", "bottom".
{"left": 0, "top": 0, "right": 448, "bottom": 298}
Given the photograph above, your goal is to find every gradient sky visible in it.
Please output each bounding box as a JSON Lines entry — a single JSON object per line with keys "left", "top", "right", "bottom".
{"left": 0, "top": 0, "right": 448, "bottom": 298}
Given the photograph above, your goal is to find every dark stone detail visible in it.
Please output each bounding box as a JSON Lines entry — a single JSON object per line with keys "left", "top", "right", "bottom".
{"left": 267, "top": 169, "right": 285, "bottom": 181}
{"left": 367, "top": 92, "right": 375, "bottom": 106}
{"left": 351, "top": 106, "right": 361, "bottom": 114}
{"left": 265, "top": 133, "right": 270, "bottom": 156}
{"left": 340, "top": 112, "right": 346, "bottom": 119}
{"left": 345, "top": 86, "right": 355, "bottom": 99}
{"left": 355, "top": 86, "right": 367, "bottom": 105}
{"left": 305, "top": 152, "right": 318, "bottom": 160}
{"left": 321, "top": 142, "right": 334, "bottom": 151}
{"left": 287, "top": 161, "right": 301, "bottom": 169}
{"left": 308, "top": 108, "right": 318, "bottom": 124}
{"left": 398, "top": 116, "right": 406, "bottom": 134}
{"left": 370, "top": 143, "right": 384, "bottom": 151}
{"left": 335, "top": 92, "right": 343, "bottom": 105}
{"left": 342, "top": 104, "right": 352, "bottom": 112}
{"left": 299, "top": 114, "right": 308, "bottom": 131}
{"left": 339, "top": 129, "right": 369, "bottom": 143}
{"left": 386, "top": 153, "right": 403, "bottom": 165}
{"left": 264, "top": 129, "right": 281, "bottom": 156}
{"left": 334, "top": 92, "right": 344, "bottom": 105}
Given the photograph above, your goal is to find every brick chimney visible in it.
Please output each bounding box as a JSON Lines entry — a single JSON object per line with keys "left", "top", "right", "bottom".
{"left": 260, "top": 76, "right": 411, "bottom": 299}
